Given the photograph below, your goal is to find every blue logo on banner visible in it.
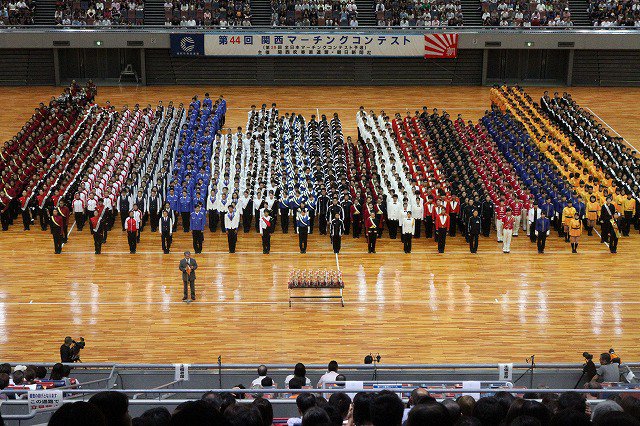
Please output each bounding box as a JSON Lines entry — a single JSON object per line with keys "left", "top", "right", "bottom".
{"left": 170, "top": 34, "right": 205, "bottom": 56}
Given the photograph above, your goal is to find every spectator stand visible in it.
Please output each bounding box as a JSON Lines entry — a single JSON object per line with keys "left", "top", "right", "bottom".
{"left": 55, "top": 0, "right": 144, "bottom": 26}
{"left": 376, "top": 0, "right": 463, "bottom": 27}
{"left": 481, "top": 0, "right": 571, "bottom": 26}
{"left": 0, "top": 0, "right": 35, "bottom": 25}
{"left": 163, "top": 0, "right": 251, "bottom": 26}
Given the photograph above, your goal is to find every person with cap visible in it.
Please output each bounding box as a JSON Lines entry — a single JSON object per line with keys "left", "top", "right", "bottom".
{"left": 179, "top": 251, "right": 197, "bottom": 302}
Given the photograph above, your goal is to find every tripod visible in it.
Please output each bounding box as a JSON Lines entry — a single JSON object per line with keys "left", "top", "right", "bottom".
{"left": 574, "top": 371, "right": 586, "bottom": 389}
{"left": 514, "top": 355, "right": 536, "bottom": 389}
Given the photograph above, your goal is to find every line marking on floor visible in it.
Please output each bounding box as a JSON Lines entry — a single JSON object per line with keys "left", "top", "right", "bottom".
{"left": 585, "top": 106, "right": 639, "bottom": 151}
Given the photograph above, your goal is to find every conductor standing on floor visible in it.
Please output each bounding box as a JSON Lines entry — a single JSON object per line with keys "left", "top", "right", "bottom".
{"left": 225, "top": 205, "right": 240, "bottom": 253}
{"left": 297, "top": 209, "right": 310, "bottom": 254}
{"left": 330, "top": 212, "right": 344, "bottom": 254}
{"left": 179, "top": 251, "right": 197, "bottom": 302}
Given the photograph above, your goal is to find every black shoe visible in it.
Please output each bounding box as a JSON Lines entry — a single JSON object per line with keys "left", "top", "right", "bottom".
{"left": 182, "top": 297, "right": 188, "bottom": 302}
{"left": 191, "top": 297, "right": 196, "bottom": 301}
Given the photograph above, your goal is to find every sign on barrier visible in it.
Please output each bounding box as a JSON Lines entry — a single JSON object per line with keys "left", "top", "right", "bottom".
{"left": 28, "top": 390, "right": 63, "bottom": 413}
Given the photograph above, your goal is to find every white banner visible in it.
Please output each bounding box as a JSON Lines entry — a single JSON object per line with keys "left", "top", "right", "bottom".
{"left": 204, "top": 33, "right": 425, "bottom": 57}
{"left": 28, "top": 390, "right": 63, "bottom": 413}
{"left": 498, "top": 363, "right": 513, "bottom": 381}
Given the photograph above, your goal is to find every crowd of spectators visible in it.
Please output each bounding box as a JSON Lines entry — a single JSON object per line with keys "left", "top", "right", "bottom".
{"left": 0, "top": 0, "right": 34, "bottom": 25}
{"left": 55, "top": 0, "right": 144, "bottom": 26}
{"left": 481, "top": 0, "right": 572, "bottom": 26}
{"left": 43, "top": 383, "right": 640, "bottom": 425}
{"left": 164, "top": 0, "right": 251, "bottom": 26}
{"left": 375, "top": 0, "right": 463, "bottom": 27}
{"left": 588, "top": 0, "right": 640, "bottom": 26}
{"left": 271, "top": 0, "right": 359, "bottom": 27}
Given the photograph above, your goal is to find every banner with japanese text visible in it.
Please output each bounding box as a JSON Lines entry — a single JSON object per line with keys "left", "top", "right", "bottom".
{"left": 203, "top": 33, "right": 426, "bottom": 57}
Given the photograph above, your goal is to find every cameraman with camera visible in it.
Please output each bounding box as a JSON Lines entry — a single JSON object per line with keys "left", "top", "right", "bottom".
{"left": 60, "top": 336, "right": 85, "bottom": 362}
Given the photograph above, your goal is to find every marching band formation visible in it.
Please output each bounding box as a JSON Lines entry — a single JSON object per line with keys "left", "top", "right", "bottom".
{"left": 0, "top": 86, "right": 635, "bottom": 256}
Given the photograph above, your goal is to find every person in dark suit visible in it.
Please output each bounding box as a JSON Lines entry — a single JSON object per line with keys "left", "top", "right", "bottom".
{"left": 179, "top": 251, "right": 197, "bottom": 302}
{"left": 467, "top": 210, "right": 481, "bottom": 253}
{"left": 330, "top": 212, "right": 344, "bottom": 254}
{"left": 60, "top": 337, "right": 73, "bottom": 363}
{"left": 297, "top": 209, "right": 310, "bottom": 254}
{"left": 159, "top": 210, "right": 173, "bottom": 254}
{"left": 50, "top": 209, "right": 64, "bottom": 254}
{"left": 535, "top": 211, "right": 551, "bottom": 254}
{"left": 600, "top": 197, "right": 615, "bottom": 244}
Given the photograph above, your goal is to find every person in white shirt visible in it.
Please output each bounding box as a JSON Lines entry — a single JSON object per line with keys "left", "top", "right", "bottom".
{"left": 284, "top": 363, "right": 312, "bottom": 388}
{"left": 317, "top": 360, "right": 339, "bottom": 388}
{"left": 251, "top": 365, "right": 269, "bottom": 386}
{"left": 387, "top": 194, "right": 401, "bottom": 239}
{"left": 72, "top": 193, "right": 86, "bottom": 231}
{"left": 401, "top": 211, "right": 415, "bottom": 253}
{"left": 225, "top": 205, "right": 240, "bottom": 253}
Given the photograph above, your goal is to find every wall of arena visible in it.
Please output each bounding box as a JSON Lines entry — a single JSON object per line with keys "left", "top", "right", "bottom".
{"left": 2, "top": 30, "right": 640, "bottom": 86}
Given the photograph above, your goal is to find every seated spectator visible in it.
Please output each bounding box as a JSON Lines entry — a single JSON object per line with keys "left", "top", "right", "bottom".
{"left": 49, "top": 401, "right": 107, "bottom": 426}
{"left": 252, "top": 364, "right": 268, "bottom": 386}
{"left": 371, "top": 391, "right": 404, "bottom": 426}
{"left": 317, "top": 361, "right": 339, "bottom": 388}
{"left": 251, "top": 397, "right": 273, "bottom": 426}
{"left": 592, "top": 352, "right": 621, "bottom": 383}
{"left": 224, "top": 404, "right": 263, "bottom": 426}
{"left": 406, "top": 402, "right": 453, "bottom": 426}
{"left": 289, "top": 392, "right": 317, "bottom": 426}
{"left": 0, "top": 373, "right": 9, "bottom": 400}
{"left": 133, "top": 407, "right": 171, "bottom": 426}
{"left": 285, "top": 363, "right": 311, "bottom": 388}
{"left": 88, "top": 391, "right": 132, "bottom": 426}
{"left": 591, "top": 400, "right": 623, "bottom": 423}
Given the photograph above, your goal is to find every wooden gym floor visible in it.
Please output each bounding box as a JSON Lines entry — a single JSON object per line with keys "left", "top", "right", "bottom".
{"left": 1, "top": 86, "right": 640, "bottom": 365}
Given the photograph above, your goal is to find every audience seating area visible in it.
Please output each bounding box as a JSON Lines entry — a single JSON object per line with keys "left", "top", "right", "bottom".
{"left": 55, "top": 0, "right": 144, "bottom": 26}
{"left": 1, "top": 361, "right": 640, "bottom": 425}
{"left": 270, "top": 0, "right": 359, "bottom": 27}
{"left": 588, "top": 0, "right": 640, "bottom": 26}
{"left": 481, "top": 0, "right": 572, "bottom": 26}
{"left": 375, "top": 0, "right": 463, "bottom": 27}
{"left": 0, "top": 0, "right": 35, "bottom": 25}
{"left": 164, "top": 0, "right": 251, "bottom": 26}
